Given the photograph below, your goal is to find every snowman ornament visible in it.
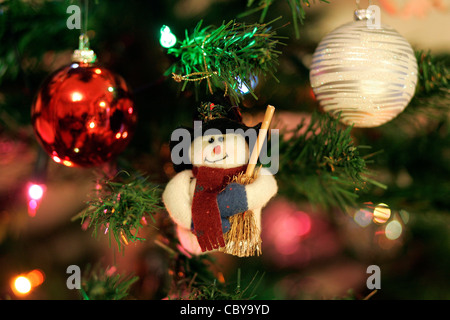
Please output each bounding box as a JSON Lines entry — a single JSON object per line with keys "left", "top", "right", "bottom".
{"left": 163, "top": 110, "right": 277, "bottom": 257}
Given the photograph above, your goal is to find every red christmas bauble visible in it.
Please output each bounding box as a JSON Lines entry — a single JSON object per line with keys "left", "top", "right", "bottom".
{"left": 31, "top": 62, "right": 137, "bottom": 167}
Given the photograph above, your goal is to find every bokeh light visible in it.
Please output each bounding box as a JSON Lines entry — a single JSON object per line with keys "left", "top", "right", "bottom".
{"left": 385, "top": 220, "right": 403, "bottom": 240}
{"left": 13, "top": 276, "right": 31, "bottom": 294}
{"left": 373, "top": 203, "right": 391, "bottom": 224}
{"left": 11, "top": 269, "right": 45, "bottom": 296}
{"left": 353, "top": 209, "right": 372, "bottom": 227}
{"left": 28, "top": 184, "right": 44, "bottom": 200}
{"left": 27, "top": 183, "right": 46, "bottom": 217}
{"left": 399, "top": 210, "right": 410, "bottom": 224}
{"left": 270, "top": 210, "right": 311, "bottom": 255}
{"left": 236, "top": 76, "right": 258, "bottom": 94}
{"left": 160, "top": 25, "right": 177, "bottom": 48}
{"left": 27, "top": 269, "right": 45, "bottom": 287}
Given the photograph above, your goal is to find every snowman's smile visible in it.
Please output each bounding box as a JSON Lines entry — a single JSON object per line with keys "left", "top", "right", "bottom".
{"left": 204, "top": 154, "right": 228, "bottom": 163}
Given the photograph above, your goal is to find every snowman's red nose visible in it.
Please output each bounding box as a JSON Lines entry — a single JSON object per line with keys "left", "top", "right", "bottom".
{"left": 213, "top": 145, "right": 221, "bottom": 155}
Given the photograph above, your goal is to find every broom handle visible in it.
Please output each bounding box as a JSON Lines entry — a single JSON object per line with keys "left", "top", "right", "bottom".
{"left": 246, "top": 105, "right": 275, "bottom": 177}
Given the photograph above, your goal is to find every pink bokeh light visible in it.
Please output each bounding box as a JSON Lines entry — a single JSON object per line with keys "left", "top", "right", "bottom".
{"left": 263, "top": 201, "right": 312, "bottom": 256}
{"left": 28, "top": 184, "right": 44, "bottom": 200}
{"left": 262, "top": 199, "right": 341, "bottom": 268}
{"left": 26, "top": 183, "right": 46, "bottom": 217}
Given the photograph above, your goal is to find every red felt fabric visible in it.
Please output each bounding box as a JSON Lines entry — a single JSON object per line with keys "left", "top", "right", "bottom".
{"left": 191, "top": 165, "right": 247, "bottom": 252}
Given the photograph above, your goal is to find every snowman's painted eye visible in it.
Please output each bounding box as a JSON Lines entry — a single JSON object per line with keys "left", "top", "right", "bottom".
{"left": 208, "top": 137, "right": 214, "bottom": 143}
{"left": 218, "top": 136, "right": 224, "bottom": 142}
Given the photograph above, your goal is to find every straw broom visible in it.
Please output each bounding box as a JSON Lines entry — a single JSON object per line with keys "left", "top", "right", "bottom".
{"left": 219, "top": 105, "right": 275, "bottom": 257}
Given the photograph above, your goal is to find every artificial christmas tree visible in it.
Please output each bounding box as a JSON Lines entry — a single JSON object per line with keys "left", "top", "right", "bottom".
{"left": 0, "top": 0, "right": 449, "bottom": 304}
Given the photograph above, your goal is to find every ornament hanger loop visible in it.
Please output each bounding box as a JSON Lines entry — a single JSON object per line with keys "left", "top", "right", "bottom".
{"left": 71, "top": 0, "right": 96, "bottom": 64}
{"left": 78, "top": 33, "right": 90, "bottom": 51}
{"left": 354, "top": 0, "right": 377, "bottom": 21}
{"left": 72, "top": 34, "right": 97, "bottom": 64}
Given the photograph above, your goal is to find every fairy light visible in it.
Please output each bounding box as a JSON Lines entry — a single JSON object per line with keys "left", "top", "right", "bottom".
{"left": 399, "top": 209, "right": 410, "bottom": 224}
{"left": 385, "top": 220, "right": 402, "bottom": 240}
{"left": 27, "top": 183, "right": 46, "bottom": 217}
{"left": 353, "top": 208, "right": 372, "bottom": 227}
{"left": 11, "top": 269, "right": 45, "bottom": 296}
{"left": 27, "top": 269, "right": 45, "bottom": 287}
{"left": 236, "top": 75, "right": 258, "bottom": 94}
{"left": 13, "top": 276, "right": 32, "bottom": 295}
{"left": 271, "top": 210, "right": 312, "bottom": 256}
{"left": 28, "top": 200, "right": 38, "bottom": 211}
{"left": 160, "top": 25, "right": 177, "bottom": 48}
{"left": 28, "top": 184, "right": 44, "bottom": 200}
{"left": 373, "top": 203, "right": 391, "bottom": 224}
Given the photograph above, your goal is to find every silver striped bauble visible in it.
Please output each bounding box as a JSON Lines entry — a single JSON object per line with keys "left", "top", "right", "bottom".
{"left": 310, "top": 11, "right": 418, "bottom": 128}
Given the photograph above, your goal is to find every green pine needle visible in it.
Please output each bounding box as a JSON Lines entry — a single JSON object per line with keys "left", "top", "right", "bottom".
{"left": 197, "top": 102, "right": 229, "bottom": 122}
{"left": 415, "top": 50, "right": 449, "bottom": 96}
{"left": 166, "top": 19, "right": 285, "bottom": 105}
{"left": 80, "top": 264, "right": 139, "bottom": 300}
{"left": 394, "top": 51, "right": 449, "bottom": 122}
{"left": 74, "top": 171, "right": 162, "bottom": 254}
{"left": 238, "top": 0, "right": 330, "bottom": 39}
{"left": 187, "top": 270, "right": 263, "bottom": 300}
{"left": 276, "top": 112, "right": 384, "bottom": 211}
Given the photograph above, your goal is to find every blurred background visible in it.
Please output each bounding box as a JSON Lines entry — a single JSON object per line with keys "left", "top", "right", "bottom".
{"left": 0, "top": 0, "right": 449, "bottom": 300}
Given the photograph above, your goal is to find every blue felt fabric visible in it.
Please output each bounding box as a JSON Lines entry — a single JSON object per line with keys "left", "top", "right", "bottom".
{"left": 217, "top": 183, "right": 248, "bottom": 218}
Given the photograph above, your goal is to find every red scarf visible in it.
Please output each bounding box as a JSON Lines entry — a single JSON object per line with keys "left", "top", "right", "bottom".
{"left": 191, "top": 165, "right": 247, "bottom": 252}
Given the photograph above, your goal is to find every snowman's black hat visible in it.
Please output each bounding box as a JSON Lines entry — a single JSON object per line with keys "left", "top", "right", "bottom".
{"left": 199, "top": 117, "right": 261, "bottom": 136}
{"left": 169, "top": 108, "right": 261, "bottom": 173}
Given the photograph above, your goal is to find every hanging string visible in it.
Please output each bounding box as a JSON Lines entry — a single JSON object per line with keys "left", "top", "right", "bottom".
{"left": 84, "top": 0, "right": 89, "bottom": 37}
{"left": 72, "top": 0, "right": 96, "bottom": 63}
{"left": 356, "top": 0, "right": 373, "bottom": 10}
{"left": 78, "top": 0, "right": 89, "bottom": 50}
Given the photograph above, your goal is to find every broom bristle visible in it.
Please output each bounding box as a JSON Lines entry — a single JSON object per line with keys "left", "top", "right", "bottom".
{"left": 219, "top": 168, "right": 262, "bottom": 257}
{"left": 220, "top": 211, "right": 261, "bottom": 257}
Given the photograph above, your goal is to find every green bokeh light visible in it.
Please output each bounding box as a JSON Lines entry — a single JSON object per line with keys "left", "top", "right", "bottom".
{"left": 160, "top": 25, "right": 177, "bottom": 48}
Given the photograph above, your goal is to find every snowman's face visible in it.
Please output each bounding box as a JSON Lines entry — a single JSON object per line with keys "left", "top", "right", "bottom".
{"left": 190, "top": 133, "right": 249, "bottom": 168}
